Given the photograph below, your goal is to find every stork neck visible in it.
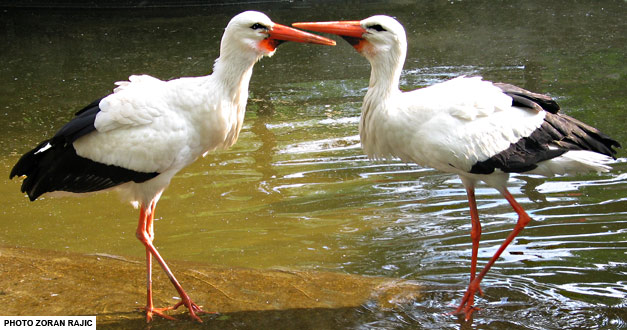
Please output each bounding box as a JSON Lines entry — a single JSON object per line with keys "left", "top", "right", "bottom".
{"left": 366, "top": 46, "right": 405, "bottom": 99}
{"left": 211, "top": 50, "right": 259, "bottom": 96}
{"left": 197, "top": 44, "right": 260, "bottom": 151}
{"left": 359, "top": 42, "right": 406, "bottom": 157}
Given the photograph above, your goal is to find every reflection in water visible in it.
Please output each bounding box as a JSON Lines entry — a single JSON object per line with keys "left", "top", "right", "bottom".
{"left": 250, "top": 97, "right": 279, "bottom": 194}
{"left": 1, "top": 1, "right": 626, "bottom": 329}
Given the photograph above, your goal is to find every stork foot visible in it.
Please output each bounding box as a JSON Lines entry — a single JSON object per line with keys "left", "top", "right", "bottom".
{"left": 171, "top": 297, "right": 210, "bottom": 322}
{"left": 450, "top": 279, "right": 483, "bottom": 321}
{"left": 455, "top": 303, "right": 481, "bottom": 321}
{"left": 138, "top": 306, "right": 176, "bottom": 322}
{"left": 139, "top": 299, "right": 214, "bottom": 322}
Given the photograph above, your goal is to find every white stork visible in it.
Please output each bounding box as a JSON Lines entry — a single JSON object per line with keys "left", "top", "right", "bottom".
{"left": 293, "top": 16, "right": 620, "bottom": 320}
{"left": 10, "top": 11, "right": 335, "bottom": 322}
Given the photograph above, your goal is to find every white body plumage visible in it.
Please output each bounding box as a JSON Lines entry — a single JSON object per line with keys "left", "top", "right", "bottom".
{"left": 18, "top": 11, "right": 335, "bottom": 209}
{"left": 70, "top": 13, "right": 270, "bottom": 206}
{"left": 293, "top": 14, "right": 619, "bottom": 320}
{"left": 74, "top": 71, "right": 248, "bottom": 206}
{"left": 12, "top": 11, "right": 336, "bottom": 322}
{"left": 350, "top": 15, "right": 614, "bottom": 191}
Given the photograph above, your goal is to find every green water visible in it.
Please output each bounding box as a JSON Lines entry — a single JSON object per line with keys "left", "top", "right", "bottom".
{"left": 1, "top": 1, "right": 626, "bottom": 329}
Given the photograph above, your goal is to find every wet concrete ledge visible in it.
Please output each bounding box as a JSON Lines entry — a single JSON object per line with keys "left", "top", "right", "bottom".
{"left": 0, "top": 246, "right": 422, "bottom": 329}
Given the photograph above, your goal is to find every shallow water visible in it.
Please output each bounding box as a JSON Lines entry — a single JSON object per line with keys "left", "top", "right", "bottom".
{"left": 1, "top": 1, "right": 626, "bottom": 329}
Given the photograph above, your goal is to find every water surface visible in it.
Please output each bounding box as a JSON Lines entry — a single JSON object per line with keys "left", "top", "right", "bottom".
{"left": 1, "top": 1, "right": 626, "bottom": 329}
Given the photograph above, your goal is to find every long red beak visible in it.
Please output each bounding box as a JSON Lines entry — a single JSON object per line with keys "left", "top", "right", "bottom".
{"left": 269, "top": 23, "right": 336, "bottom": 46}
{"left": 292, "top": 21, "right": 366, "bottom": 39}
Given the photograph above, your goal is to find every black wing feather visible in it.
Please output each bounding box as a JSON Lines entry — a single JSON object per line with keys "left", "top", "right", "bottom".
{"left": 494, "top": 83, "right": 560, "bottom": 113}
{"left": 470, "top": 83, "right": 621, "bottom": 175}
{"left": 10, "top": 97, "right": 159, "bottom": 201}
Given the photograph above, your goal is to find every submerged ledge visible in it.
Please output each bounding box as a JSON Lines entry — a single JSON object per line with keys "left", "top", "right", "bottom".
{"left": 0, "top": 246, "right": 422, "bottom": 328}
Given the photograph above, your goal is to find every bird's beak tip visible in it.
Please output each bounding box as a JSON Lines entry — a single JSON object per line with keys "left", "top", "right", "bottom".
{"left": 269, "top": 23, "right": 336, "bottom": 46}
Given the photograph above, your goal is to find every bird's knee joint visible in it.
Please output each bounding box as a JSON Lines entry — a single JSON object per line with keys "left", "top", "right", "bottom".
{"left": 136, "top": 231, "right": 152, "bottom": 244}
{"left": 517, "top": 215, "right": 531, "bottom": 227}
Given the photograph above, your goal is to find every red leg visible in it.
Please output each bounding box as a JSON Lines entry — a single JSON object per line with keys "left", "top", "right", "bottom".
{"left": 137, "top": 202, "right": 176, "bottom": 322}
{"left": 136, "top": 202, "right": 206, "bottom": 322}
{"left": 466, "top": 186, "right": 482, "bottom": 293}
{"left": 454, "top": 188, "right": 532, "bottom": 320}
{"left": 449, "top": 186, "right": 483, "bottom": 318}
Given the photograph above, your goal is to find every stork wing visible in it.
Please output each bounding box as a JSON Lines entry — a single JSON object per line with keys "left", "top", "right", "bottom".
{"left": 401, "top": 77, "right": 618, "bottom": 174}
{"left": 399, "top": 77, "right": 547, "bottom": 172}
{"left": 94, "top": 75, "right": 167, "bottom": 132}
{"left": 70, "top": 74, "right": 198, "bottom": 174}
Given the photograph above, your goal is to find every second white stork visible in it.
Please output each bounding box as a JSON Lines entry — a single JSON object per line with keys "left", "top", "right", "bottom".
{"left": 294, "top": 16, "right": 620, "bottom": 320}
{"left": 10, "top": 11, "right": 335, "bottom": 322}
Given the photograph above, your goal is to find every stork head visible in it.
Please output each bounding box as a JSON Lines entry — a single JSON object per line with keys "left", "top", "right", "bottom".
{"left": 221, "top": 11, "right": 335, "bottom": 58}
{"left": 293, "top": 15, "right": 407, "bottom": 61}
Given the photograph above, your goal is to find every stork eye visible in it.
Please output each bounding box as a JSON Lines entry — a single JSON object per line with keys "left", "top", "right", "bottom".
{"left": 368, "top": 24, "right": 386, "bottom": 32}
{"left": 250, "top": 23, "right": 267, "bottom": 30}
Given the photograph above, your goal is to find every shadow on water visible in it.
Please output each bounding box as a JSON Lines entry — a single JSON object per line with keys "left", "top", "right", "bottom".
{"left": 1, "top": 1, "right": 626, "bottom": 329}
